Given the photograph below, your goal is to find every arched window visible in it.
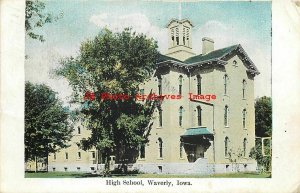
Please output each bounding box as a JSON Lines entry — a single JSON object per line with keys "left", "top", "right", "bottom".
{"left": 171, "top": 28, "right": 175, "bottom": 46}
{"left": 140, "top": 143, "right": 145, "bottom": 159}
{"left": 242, "top": 109, "right": 246, "bottom": 129}
{"left": 224, "top": 74, "right": 229, "bottom": 95}
{"left": 158, "top": 76, "right": 162, "bottom": 95}
{"left": 242, "top": 79, "right": 246, "bottom": 98}
{"left": 158, "top": 138, "right": 163, "bottom": 158}
{"left": 224, "top": 105, "right": 229, "bottom": 127}
{"left": 179, "top": 75, "right": 183, "bottom": 95}
{"left": 197, "top": 75, "right": 202, "bottom": 95}
{"left": 179, "top": 142, "right": 184, "bottom": 158}
{"left": 176, "top": 27, "right": 179, "bottom": 45}
{"left": 179, "top": 106, "right": 183, "bottom": 126}
{"left": 243, "top": 138, "right": 247, "bottom": 157}
{"left": 225, "top": 137, "right": 229, "bottom": 157}
{"left": 158, "top": 107, "right": 163, "bottom": 127}
{"left": 197, "top": 106, "right": 202, "bottom": 126}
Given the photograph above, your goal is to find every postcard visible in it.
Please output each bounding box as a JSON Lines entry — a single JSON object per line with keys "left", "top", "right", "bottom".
{"left": 1, "top": 0, "right": 300, "bottom": 193}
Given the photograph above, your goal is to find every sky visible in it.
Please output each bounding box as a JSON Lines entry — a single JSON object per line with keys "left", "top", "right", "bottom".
{"left": 25, "top": 0, "right": 271, "bottom": 104}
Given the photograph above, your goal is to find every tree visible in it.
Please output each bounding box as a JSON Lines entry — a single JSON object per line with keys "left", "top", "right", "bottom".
{"left": 25, "top": 81, "right": 73, "bottom": 172}
{"left": 255, "top": 96, "right": 272, "bottom": 137}
{"left": 55, "top": 28, "right": 159, "bottom": 175}
{"left": 25, "top": 0, "right": 62, "bottom": 42}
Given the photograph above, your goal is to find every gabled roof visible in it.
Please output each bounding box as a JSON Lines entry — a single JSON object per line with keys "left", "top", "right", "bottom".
{"left": 157, "top": 44, "right": 260, "bottom": 75}
{"left": 184, "top": 45, "right": 239, "bottom": 64}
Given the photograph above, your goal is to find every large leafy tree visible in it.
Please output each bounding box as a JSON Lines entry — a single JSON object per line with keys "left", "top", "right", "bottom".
{"left": 25, "top": 81, "right": 73, "bottom": 171}
{"left": 55, "top": 28, "right": 159, "bottom": 173}
{"left": 255, "top": 96, "right": 272, "bottom": 137}
{"left": 25, "top": 0, "right": 62, "bottom": 42}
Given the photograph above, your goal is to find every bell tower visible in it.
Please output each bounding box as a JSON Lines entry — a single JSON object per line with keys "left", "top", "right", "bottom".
{"left": 166, "top": 19, "right": 195, "bottom": 61}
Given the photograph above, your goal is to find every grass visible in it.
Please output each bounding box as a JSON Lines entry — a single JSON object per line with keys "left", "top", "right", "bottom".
{"left": 25, "top": 171, "right": 271, "bottom": 178}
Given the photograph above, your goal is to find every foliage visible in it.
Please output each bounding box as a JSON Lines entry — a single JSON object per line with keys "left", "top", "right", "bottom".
{"left": 249, "top": 138, "right": 271, "bottom": 171}
{"left": 55, "top": 28, "right": 159, "bottom": 169}
{"left": 25, "top": 81, "right": 73, "bottom": 162}
{"left": 227, "top": 148, "right": 244, "bottom": 172}
{"left": 25, "top": 0, "right": 62, "bottom": 41}
{"left": 255, "top": 96, "right": 272, "bottom": 137}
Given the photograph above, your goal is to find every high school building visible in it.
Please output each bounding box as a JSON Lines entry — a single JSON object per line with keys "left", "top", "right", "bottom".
{"left": 42, "top": 18, "right": 260, "bottom": 174}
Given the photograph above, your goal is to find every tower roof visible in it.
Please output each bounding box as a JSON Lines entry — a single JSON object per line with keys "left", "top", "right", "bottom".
{"left": 166, "top": 18, "right": 193, "bottom": 28}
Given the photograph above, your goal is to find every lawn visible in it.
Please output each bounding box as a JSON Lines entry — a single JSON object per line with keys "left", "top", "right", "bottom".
{"left": 25, "top": 172, "right": 271, "bottom": 178}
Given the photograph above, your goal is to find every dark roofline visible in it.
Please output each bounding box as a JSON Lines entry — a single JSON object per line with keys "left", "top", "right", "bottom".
{"left": 157, "top": 44, "right": 260, "bottom": 75}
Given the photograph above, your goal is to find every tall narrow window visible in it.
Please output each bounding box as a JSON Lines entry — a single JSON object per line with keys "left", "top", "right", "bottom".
{"left": 197, "top": 106, "right": 202, "bottom": 126}
{"left": 159, "top": 108, "right": 163, "bottom": 127}
{"left": 242, "top": 79, "right": 246, "bottom": 98}
{"left": 186, "top": 28, "right": 190, "bottom": 47}
{"left": 171, "top": 28, "right": 175, "bottom": 46}
{"left": 158, "top": 138, "right": 163, "bottom": 158}
{"left": 54, "top": 153, "right": 56, "bottom": 160}
{"left": 197, "top": 75, "right": 202, "bottom": 95}
{"left": 243, "top": 138, "right": 247, "bottom": 157}
{"left": 179, "top": 106, "right": 183, "bottom": 126}
{"left": 91, "top": 151, "right": 96, "bottom": 159}
{"left": 65, "top": 152, "right": 68, "bottom": 160}
{"left": 140, "top": 143, "right": 145, "bottom": 159}
{"left": 77, "top": 152, "right": 81, "bottom": 159}
{"left": 180, "top": 142, "right": 184, "bottom": 158}
{"left": 176, "top": 27, "right": 179, "bottom": 45}
{"left": 224, "top": 105, "right": 229, "bottom": 127}
{"left": 179, "top": 75, "right": 183, "bottom": 95}
{"left": 158, "top": 76, "right": 162, "bottom": 95}
{"left": 225, "top": 137, "right": 229, "bottom": 157}
{"left": 224, "top": 74, "right": 229, "bottom": 95}
{"left": 77, "top": 126, "right": 81, "bottom": 135}
{"left": 140, "top": 88, "right": 144, "bottom": 96}
{"left": 183, "top": 27, "right": 186, "bottom": 45}
{"left": 242, "top": 109, "right": 246, "bottom": 129}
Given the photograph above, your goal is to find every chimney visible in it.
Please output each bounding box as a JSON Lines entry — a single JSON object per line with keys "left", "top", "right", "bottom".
{"left": 202, "top": 37, "right": 214, "bottom": 55}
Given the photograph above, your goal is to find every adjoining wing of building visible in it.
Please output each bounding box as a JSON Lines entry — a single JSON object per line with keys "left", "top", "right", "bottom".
{"left": 41, "top": 18, "right": 260, "bottom": 174}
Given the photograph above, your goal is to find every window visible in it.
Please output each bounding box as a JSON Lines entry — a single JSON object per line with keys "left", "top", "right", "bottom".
{"left": 65, "top": 152, "right": 68, "bottom": 160}
{"left": 197, "top": 75, "right": 202, "bottom": 95}
{"left": 233, "top": 60, "right": 238, "bottom": 67}
{"left": 225, "top": 137, "right": 229, "bottom": 157}
{"left": 77, "top": 126, "right": 81, "bottom": 135}
{"left": 158, "top": 138, "right": 163, "bottom": 158}
{"left": 77, "top": 167, "right": 81, "bottom": 171}
{"left": 179, "top": 75, "right": 183, "bottom": 95}
{"left": 243, "top": 138, "right": 247, "bottom": 157}
{"left": 176, "top": 27, "right": 179, "bottom": 45}
{"left": 224, "top": 74, "right": 229, "bottom": 95}
{"left": 242, "top": 109, "right": 247, "bottom": 129}
{"left": 53, "top": 153, "right": 56, "bottom": 160}
{"left": 140, "top": 88, "right": 144, "bottom": 96}
{"left": 52, "top": 167, "right": 56, "bottom": 172}
{"left": 242, "top": 79, "right": 246, "bottom": 98}
{"left": 158, "top": 107, "right": 163, "bottom": 127}
{"left": 224, "top": 105, "right": 229, "bottom": 127}
{"left": 64, "top": 167, "right": 68, "bottom": 172}
{"left": 140, "top": 143, "right": 145, "bottom": 159}
{"left": 183, "top": 27, "right": 186, "bottom": 45}
{"left": 179, "top": 142, "right": 184, "bottom": 158}
{"left": 186, "top": 28, "right": 190, "bottom": 47}
{"left": 179, "top": 106, "right": 183, "bottom": 126}
{"left": 197, "top": 106, "right": 202, "bottom": 126}
{"left": 171, "top": 28, "right": 175, "bottom": 46}
{"left": 77, "top": 152, "right": 81, "bottom": 159}
{"left": 158, "top": 76, "right": 162, "bottom": 95}
{"left": 91, "top": 151, "right": 96, "bottom": 159}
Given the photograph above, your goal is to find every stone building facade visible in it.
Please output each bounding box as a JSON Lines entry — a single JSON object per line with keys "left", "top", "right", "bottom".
{"left": 44, "top": 18, "right": 260, "bottom": 174}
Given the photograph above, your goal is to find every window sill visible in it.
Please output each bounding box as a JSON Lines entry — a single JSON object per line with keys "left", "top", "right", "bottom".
{"left": 156, "top": 127, "right": 163, "bottom": 129}
{"left": 138, "top": 158, "right": 146, "bottom": 161}
{"left": 242, "top": 98, "right": 246, "bottom": 100}
{"left": 225, "top": 126, "right": 230, "bottom": 128}
{"left": 76, "top": 159, "right": 82, "bottom": 161}
{"left": 179, "top": 158, "right": 185, "bottom": 160}
{"left": 157, "top": 158, "right": 164, "bottom": 160}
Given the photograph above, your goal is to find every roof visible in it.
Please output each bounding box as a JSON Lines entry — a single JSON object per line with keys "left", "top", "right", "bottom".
{"left": 184, "top": 45, "right": 239, "bottom": 64}
{"left": 157, "top": 44, "right": 260, "bottom": 75}
{"left": 181, "top": 127, "right": 213, "bottom": 137}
